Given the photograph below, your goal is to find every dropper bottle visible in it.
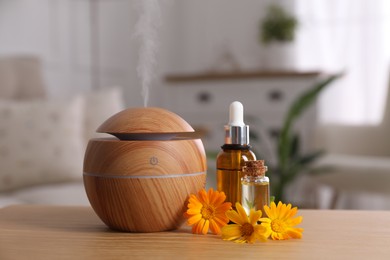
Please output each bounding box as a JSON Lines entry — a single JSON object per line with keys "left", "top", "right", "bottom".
{"left": 216, "top": 101, "right": 256, "bottom": 207}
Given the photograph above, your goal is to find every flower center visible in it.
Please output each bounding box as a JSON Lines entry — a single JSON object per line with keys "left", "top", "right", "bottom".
{"left": 201, "top": 205, "right": 215, "bottom": 220}
{"left": 241, "top": 223, "right": 254, "bottom": 237}
{"left": 271, "top": 219, "right": 286, "bottom": 233}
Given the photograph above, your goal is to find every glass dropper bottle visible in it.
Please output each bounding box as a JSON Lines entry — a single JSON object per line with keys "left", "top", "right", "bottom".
{"left": 241, "top": 160, "right": 270, "bottom": 216}
{"left": 216, "top": 101, "right": 256, "bottom": 208}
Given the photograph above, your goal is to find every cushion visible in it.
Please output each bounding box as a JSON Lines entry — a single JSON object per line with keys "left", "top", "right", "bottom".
{"left": 0, "top": 195, "right": 25, "bottom": 208}
{"left": 0, "top": 59, "right": 17, "bottom": 99}
{"left": 9, "top": 182, "right": 90, "bottom": 206}
{"left": 0, "top": 56, "right": 46, "bottom": 100}
{"left": 13, "top": 56, "right": 46, "bottom": 99}
{"left": 0, "top": 97, "right": 84, "bottom": 192}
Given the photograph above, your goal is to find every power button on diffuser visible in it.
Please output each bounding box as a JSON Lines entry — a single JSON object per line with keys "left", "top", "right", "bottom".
{"left": 149, "top": 156, "right": 159, "bottom": 166}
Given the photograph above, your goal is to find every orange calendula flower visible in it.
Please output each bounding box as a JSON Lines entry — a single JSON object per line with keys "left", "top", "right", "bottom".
{"left": 221, "top": 202, "right": 268, "bottom": 243}
{"left": 259, "top": 201, "right": 304, "bottom": 240}
{"left": 185, "top": 188, "right": 231, "bottom": 235}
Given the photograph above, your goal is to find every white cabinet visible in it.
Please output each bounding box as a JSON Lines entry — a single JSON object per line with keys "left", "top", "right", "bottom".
{"left": 163, "top": 71, "right": 322, "bottom": 161}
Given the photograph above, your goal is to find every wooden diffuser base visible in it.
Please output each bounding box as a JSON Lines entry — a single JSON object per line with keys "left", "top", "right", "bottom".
{"left": 83, "top": 107, "right": 207, "bottom": 232}
{"left": 84, "top": 174, "right": 205, "bottom": 232}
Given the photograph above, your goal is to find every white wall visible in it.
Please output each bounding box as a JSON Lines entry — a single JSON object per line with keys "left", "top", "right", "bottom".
{"left": 0, "top": 0, "right": 89, "bottom": 98}
{"left": 0, "top": 0, "right": 145, "bottom": 107}
{"left": 0, "top": 0, "right": 293, "bottom": 106}
{"left": 0, "top": 0, "right": 284, "bottom": 103}
{"left": 161, "top": 0, "right": 278, "bottom": 74}
{"left": 161, "top": 0, "right": 390, "bottom": 158}
{"left": 4, "top": 1, "right": 389, "bottom": 158}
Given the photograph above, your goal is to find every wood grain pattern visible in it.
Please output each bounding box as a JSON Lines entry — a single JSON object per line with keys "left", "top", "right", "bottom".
{"left": 97, "top": 107, "right": 194, "bottom": 134}
{"left": 84, "top": 173, "right": 206, "bottom": 232}
{"left": 84, "top": 107, "right": 206, "bottom": 232}
{"left": 84, "top": 138, "right": 207, "bottom": 176}
{"left": 1, "top": 206, "right": 390, "bottom": 260}
{"left": 83, "top": 137, "right": 206, "bottom": 232}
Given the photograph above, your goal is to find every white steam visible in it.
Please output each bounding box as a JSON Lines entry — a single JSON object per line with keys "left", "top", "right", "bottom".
{"left": 133, "top": 0, "right": 165, "bottom": 107}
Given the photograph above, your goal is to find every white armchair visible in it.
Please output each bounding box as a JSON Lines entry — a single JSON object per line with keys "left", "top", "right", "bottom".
{"left": 0, "top": 55, "right": 125, "bottom": 207}
{"left": 313, "top": 154, "right": 390, "bottom": 210}
{"left": 311, "top": 78, "right": 390, "bottom": 210}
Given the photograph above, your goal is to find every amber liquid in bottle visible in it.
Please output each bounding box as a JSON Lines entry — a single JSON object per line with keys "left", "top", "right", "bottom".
{"left": 216, "top": 145, "right": 256, "bottom": 207}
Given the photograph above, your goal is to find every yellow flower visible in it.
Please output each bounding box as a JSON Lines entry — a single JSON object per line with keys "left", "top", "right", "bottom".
{"left": 260, "top": 201, "right": 304, "bottom": 240}
{"left": 221, "top": 202, "right": 268, "bottom": 243}
{"left": 185, "top": 188, "right": 231, "bottom": 235}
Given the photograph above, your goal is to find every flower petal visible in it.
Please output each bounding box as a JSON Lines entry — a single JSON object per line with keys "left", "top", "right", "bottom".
{"left": 253, "top": 224, "right": 267, "bottom": 234}
{"left": 287, "top": 216, "right": 302, "bottom": 227}
{"left": 198, "top": 189, "right": 208, "bottom": 204}
{"left": 276, "top": 201, "right": 283, "bottom": 216}
{"left": 201, "top": 219, "right": 210, "bottom": 235}
{"left": 286, "top": 228, "right": 303, "bottom": 239}
{"left": 286, "top": 207, "right": 298, "bottom": 219}
{"left": 255, "top": 233, "right": 269, "bottom": 242}
{"left": 187, "top": 214, "right": 202, "bottom": 225}
{"left": 234, "top": 238, "right": 247, "bottom": 244}
{"left": 221, "top": 224, "right": 242, "bottom": 240}
{"left": 278, "top": 203, "right": 287, "bottom": 220}
{"left": 209, "top": 219, "right": 222, "bottom": 235}
{"left": 253, "top": 225, "right": 268, "bottom": 242}
{"left": 271, "top": 232, "right": 282, "bottom": 240}
{"left": 185, "top": 188, "right": 235, "bottom": 236}
{"left": 215, "top": 211, "right": 229, "bottom": 221}
{"left": 247, "top": 233, "right": 257, "bottom": 244}
{"left": 258, "top": 201, "right": 304, "bottom": 240}
{"left": 259, "top": 217, "right": 271, "bottom": 224}
{"left": 249, "top": 209, "right": 262, "bottom": 225}
{"left": 216, "top": 202, "right": 232, "bottom": 214}
{"left": 188, "top": 196, "right": 202, "bottom": 209}
{"left": 236, "top": 203, "right": 249, "bottom": 222}
{"left": 263, "top": 205, "right": 272, "bottom": 219}
{"left": 258, "top": 224, "right": 272, "bottom": 239}
{"left": 195, "top": 218, "right": 205, "bottom": 234}
{"left": 279, "top": 203, "right": 293, "bottom": 221}
{"left": 207, "top": 188, "right": 216, "bottom": 204}
{"left": 267, "top": 202, "right": 277, "bottom": 219}
{"left": 186, "top": 208, "right": 201, "bottom": 215}
{"left": 226, "top": 209, "right": 245, "bottom": 225}
{"left": 212, "top": 192, "right": 227, "bottom": 207}
{"left": 213, "top": 214, "right": 229, "bottom": 226}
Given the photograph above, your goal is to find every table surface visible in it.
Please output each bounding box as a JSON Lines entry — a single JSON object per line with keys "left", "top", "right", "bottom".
{"left": 0, "top": 205, "right": 389, "bottom": 260}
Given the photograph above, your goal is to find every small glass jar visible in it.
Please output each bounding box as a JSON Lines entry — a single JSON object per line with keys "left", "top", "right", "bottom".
{"left": 241, "top": 160, "right": 270, "bottom": 216}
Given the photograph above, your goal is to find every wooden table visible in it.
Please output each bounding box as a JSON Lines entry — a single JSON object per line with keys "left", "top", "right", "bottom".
{"left": 0, "top": 205, "right": 389, "bottom": 259}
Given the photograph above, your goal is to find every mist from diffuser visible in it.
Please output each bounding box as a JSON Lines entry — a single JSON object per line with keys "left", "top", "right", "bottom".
{"left": 133, "top": 0, "right": 169, "bottom": 107}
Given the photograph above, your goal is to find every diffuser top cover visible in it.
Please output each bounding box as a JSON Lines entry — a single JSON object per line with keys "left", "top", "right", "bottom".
{"left": 97, "top": 107, "right": 194, "bottom": 140}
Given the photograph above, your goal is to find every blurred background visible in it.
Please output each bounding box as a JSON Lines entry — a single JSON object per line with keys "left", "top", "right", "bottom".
{"left": 0, "top": 0, "right": 389, "bottom": 210}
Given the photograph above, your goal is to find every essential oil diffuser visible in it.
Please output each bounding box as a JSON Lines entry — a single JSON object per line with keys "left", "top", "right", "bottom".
{"left": 83, "top": 107, "right": 207, "bottom": 232}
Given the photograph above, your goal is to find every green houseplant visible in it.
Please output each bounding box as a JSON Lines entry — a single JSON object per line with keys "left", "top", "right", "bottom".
{"left": 260, "top": 4, "right": 298, "bottom": 45}
{"left": 259, "top": 4, "right": 298, "bottom": 70}
{"left": 206, "top": 74, "right": 341, "bottom": 204}
{"left": 270, "top": 74, "right": 341, "bottom": 202}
